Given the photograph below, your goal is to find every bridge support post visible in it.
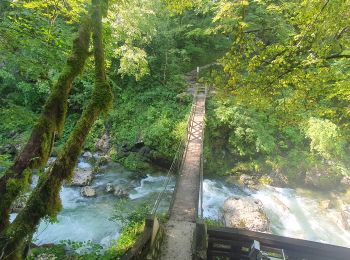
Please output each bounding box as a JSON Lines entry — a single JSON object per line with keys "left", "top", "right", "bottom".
{"left": 193, "top": 221, "right": 207, "bottom": 260}
{"left": 146, "top": 215, "right": 160, "bottom": 246}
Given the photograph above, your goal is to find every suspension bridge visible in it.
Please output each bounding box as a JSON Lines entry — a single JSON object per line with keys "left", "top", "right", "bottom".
{"left": 121, "top": 68, "right": 350, "bottom": 260}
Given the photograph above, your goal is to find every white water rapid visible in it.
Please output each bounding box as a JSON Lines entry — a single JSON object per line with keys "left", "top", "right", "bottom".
{"left": 202, "top": 179, "right": 350, "bottom": 248}
{"left": 10, "top": 160, "right": 175, "bottom": 249}
{"left": 9, "top": 161, "right": 350, "bottom": 249}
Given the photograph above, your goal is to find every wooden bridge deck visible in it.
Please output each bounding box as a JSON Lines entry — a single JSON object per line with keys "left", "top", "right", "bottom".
{"left": 160, "top": 89, "right": 206, "bottom": 259}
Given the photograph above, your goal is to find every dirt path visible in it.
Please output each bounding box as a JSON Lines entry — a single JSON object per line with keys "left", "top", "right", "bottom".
{"left": 160, "top": 73, "right": 206, "bottom": 259}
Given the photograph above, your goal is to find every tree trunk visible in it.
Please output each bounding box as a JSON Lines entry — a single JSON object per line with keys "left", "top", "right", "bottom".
{"left": 0, "top": 0, "right": 112, "bottom": 258}
{"left": 0, "top": 15, "right": 91, "bottom": 232}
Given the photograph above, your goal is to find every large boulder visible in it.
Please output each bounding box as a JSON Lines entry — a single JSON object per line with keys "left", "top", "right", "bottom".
{"left": 80, "top": 186, "right": 96, "bottom": 197}
{"left": 69, "top": 168, "right": 94, "bottom": 186}
{"left": 223, "top": 196, "right": 270, "bottom": 232}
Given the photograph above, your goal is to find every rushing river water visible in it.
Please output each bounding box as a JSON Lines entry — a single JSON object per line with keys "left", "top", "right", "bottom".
{"left": 10, "top": 161, "right": 350, "bottom": 249}
{"left": 202, "top": 179, "right": 350, "bottom": 248}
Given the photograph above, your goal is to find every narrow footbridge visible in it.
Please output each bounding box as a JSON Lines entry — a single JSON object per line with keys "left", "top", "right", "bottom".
{"left": 121, "top": 73, "right": 350, "bottom": 260}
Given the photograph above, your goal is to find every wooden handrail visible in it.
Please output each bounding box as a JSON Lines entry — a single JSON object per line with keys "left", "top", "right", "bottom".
{"left": 207, "top": 227, "right": 350, "bottom": 260}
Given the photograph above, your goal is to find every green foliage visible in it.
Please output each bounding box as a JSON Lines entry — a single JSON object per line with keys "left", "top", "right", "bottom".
{"left": 109, "top": 81, "right": 190, "bottom": 163}
{"left": 109, "top": 200, "right": 151, "bottom": 257}
{"left": 305, "top": 117, "right": 345, "bottom": 161}
{"left": 29, "top": 240, "right": 113, "bottom": 260}
{"left": 0, "top": 0, "right": 87, "bottom": 111}
{"left": 204, "top": 217, "right": 224, "bottom": 227}
{"left": 0, "top": 106, "right": 37, "bottom": 148}
{"left": 201, "top": 0, "right": 350, "bottom": 185}
{"left": 112, "top": 221, "right": 145, "bottom": 257}
{"left": 0, "top": 154, "right": 12, "bottom": 170}
{"left": 29, "top": 244, "right": 66, "bottom": 260}
{"left": 111, "top": 199, "right": 151, "bottom": 226}
{"left": 206, "top": 97, "right": 276, "bottom": 163}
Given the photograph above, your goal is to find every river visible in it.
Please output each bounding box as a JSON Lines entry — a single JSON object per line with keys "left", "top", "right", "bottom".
{"left": 10, "top": 160, "right": 350, "bottom": 249}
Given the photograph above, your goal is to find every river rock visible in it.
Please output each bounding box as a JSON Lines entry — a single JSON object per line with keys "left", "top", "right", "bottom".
{"left": 304, "top": 169, "right": 322, "bottom": 187}
{"left": 81, "top": 186, "right": 96, "bottom": 197}
{"left": 82, "top": 151, "right": 93, "bottom": 159}
{"left": 70, "top": 168, "right": 94, "bottom": 186}
{"left": 223, "top": 196, "right": 270, "bottom": 232}
{"left": 97, "top": 155, "right": 112, "bottom": 166}
{"left": 341, "top": 176, "right": 350, "bottom": 186}
{"left": 320, "top": 200, "right": 332, "bottom": 209}
{"left": 96, "top": 133, "right": 110, "bottom": 152}
{"left": 239, "top": 174, "right": 256, "bottom": 188}
{"left": 105, "top": 183, "right": 115, "bottom": 193}
{"left": 113, "top": 185, "right": 129, "bottom": 198}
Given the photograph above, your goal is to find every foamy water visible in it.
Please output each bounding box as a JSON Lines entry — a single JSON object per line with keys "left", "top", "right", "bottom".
{"left": 202, "top": 179, "right": 350, "bottom": 248}
{"left": 10, "top": 161, "right": 174, "bottom": 248}
{"left": 9, "top": 161, "right": 350, "bottom": 249}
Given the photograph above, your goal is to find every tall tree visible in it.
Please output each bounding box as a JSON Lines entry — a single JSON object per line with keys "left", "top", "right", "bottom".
{"left": 0, "top": 0, "right": 112, "bottom": 258}
{"left": 0, "top": 12, "right": 91, "bottom": 232}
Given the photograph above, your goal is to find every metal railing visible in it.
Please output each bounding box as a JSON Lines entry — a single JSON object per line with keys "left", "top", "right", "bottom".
{"left": 207, "top": 227, "right": 350, "bottom": 260}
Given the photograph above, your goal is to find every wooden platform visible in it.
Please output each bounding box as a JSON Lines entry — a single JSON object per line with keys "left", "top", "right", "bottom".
{"left": 207, "top": 227, "right": 350, "bottom": 260}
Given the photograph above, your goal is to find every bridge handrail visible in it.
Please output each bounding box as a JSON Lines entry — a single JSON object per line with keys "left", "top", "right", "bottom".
{"left": 151, "top": 84, "right": 200, "bottom": 215}
{"left": 207, "top": 227, "right": 350, "bottom": 260}
{"left": 196, "top": 85, "right": 207, "bottom": 220}
{"left": 167, "top": 88, "right": 199, "bottom": 214}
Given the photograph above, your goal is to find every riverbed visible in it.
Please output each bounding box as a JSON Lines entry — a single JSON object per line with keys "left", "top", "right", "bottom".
{"left": 10, "top": 161, "right": 350, "bottom": 249}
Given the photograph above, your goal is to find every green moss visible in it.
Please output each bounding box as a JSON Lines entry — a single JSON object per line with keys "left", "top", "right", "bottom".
{"left": 259, "top": 175, "right": 273, "bottom": 185}
{"left": 203, "top": 218, "right": 224, "bottom": 227}
{"left": 5, "top": 169, "right": 31, "bottom": 195}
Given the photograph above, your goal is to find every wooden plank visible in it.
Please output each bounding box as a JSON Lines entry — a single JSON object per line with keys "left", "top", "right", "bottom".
{"left": 208, "top": 237, "right": 251, "bottom": 249}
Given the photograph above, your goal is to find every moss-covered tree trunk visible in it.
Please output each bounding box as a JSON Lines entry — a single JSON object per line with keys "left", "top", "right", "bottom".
{"left": 0, "top": 0, "right": 112, "bottom": 258}
{"left": 0, "top": 15, "right": 91, "bottom": 232}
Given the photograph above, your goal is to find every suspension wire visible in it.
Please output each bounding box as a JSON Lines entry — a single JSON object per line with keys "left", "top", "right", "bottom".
{"left": 197, "top": 85, "right": 207, "bottom": 220}
{"left": 151, "top": 96, "right": 197, "bottom": 215}
{"left": 151, "top": 139, "right": 184, "bottom": 214}
{"left": 151, "top": 76, "right": 208, "bottom": 217}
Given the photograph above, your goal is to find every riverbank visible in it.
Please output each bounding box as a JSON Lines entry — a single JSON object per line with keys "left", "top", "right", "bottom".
{"left": 9, "top": 157, "right": 349, "bottom": 259}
